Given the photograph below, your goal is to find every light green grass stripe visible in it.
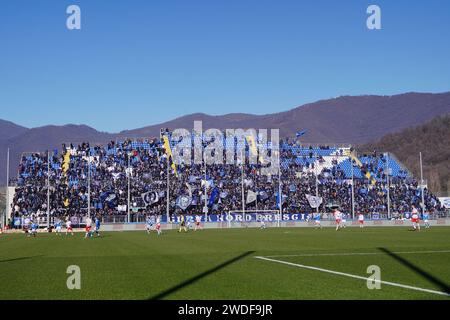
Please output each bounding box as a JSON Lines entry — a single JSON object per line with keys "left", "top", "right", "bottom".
{"left": 265, "top": 250, "right": 450, "bottom": 258}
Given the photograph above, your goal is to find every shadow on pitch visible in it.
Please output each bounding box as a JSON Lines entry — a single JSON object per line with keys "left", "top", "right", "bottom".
{"left": 148, "top": 251, "right": 255, "bottom": 300}
{"left": 0, "top": 255, "right": 44, "bottom": 264}
{"left": 378, "top": 247, "right": 450, "bottom": 294}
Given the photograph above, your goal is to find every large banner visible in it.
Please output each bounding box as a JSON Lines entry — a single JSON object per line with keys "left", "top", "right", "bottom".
{"left": 163, "top": 213, "right": 315, "bottom": 223}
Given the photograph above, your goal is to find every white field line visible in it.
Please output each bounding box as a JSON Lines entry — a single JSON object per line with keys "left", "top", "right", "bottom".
{"left": 254, "top": 256, "right": 450, "bottom": 297}
{"left": 264, "top": 250, "right": 450, "bottom": 258}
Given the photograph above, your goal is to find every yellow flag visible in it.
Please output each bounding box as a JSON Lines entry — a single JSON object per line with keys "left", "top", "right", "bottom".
{"left": 245, "top": 135, "right": 258, "bottom": 157}
{"left": 162, "top": 135, "right": 178, "bottom": 177}
{"left": 62, "top": 151, "right": 71, "bottom": 174}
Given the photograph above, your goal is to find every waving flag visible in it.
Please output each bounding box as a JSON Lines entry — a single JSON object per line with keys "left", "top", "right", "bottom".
{"left": 296, "top": 130, "right": 307, "bottom": 138}
{"left": 112, "top": 172, "right": 122, "bottom": 181}
{"left": 258, "top": 190, "right": 269, "bottom": 201}
{"left": 125, "top": 167, "right": 133, "bottom": 177}
{"left": 244, "top": 178, "right": 253, "bottom": 187}
{"left": 176, "top": 195, "right": 192, "bottom": 210}
{"left": 246, "top": 190, "right": 257, "bottom": 204}
{"left": 201, "top": 179, "right": 214, "bottom": 189}
{"left": 208, "top": 187, "right": 219, "bottom": 207}
{"left": 163, "top": 135, "right": 178, "bottom": 177}
{"left": 220, "top": 191, "right": 228, "bottom": 199}
{"left": 276, "top": 192, "right": 287, "bottom": 209}
{"left": 105, "top": 193, "right": 117, "bottom": 203}
{"left": 142, "top": 191, "right": 159, "bottom": 205}
{"left": 306, "top": 194, "right": 323, "bottom": 208}
{"left": 245, "top": 134, "right": 258, "bottom": 157}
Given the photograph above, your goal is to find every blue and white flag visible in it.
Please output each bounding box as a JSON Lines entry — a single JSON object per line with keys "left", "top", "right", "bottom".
{"left": 105, "top": 193, "right": 116, "bottom": 203}
{"left": 296, "top": 130, "right": 307, "bottom": 138}
{"left": 112, "top": 172, "right": 122, "bottom": 181}
{"left": 101, "top": 191, "right": 118, "bottom": 207}
{"left": 275, "top": 192, "right": 287, "bottom": 208}
{"left": 246, "top": 190, "right": 257, "bottom": 204}
{"left": 306, "top": 194, "right": 323, "bottom": 208}
{"left": 258, "top": 190, "right": 269, "bottom": 201}
{"left": 142, "top": 191, "right": 159, "bottom": 205}
{"left": 176, "top": 195, "right": 192, "bottom": 210}
{"left": 220, "top": 191, "right": 228, "bottom": 199}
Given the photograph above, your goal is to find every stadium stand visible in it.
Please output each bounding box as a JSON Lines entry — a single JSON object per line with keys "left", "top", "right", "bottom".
{"left": 9, "top": 133, "right": 445, "bottom": 224}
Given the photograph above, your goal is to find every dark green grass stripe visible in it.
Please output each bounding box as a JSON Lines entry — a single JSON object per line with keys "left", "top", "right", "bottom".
{"left": 149, "top": 251, "right": 254, "bottom": 300}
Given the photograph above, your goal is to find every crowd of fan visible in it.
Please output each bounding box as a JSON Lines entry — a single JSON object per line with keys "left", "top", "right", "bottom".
{"left": 10, "top": 137, "right": 445, "bottom": 222}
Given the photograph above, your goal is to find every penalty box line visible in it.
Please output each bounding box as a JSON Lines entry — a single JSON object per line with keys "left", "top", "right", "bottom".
{"left": 254, "top": 255, "right": 450, "bottom": 297}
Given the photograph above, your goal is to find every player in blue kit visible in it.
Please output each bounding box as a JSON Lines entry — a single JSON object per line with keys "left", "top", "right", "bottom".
{"left": 29, "top": 221, "right": 38, "bottom": 237}
{"left": 146, "top": 215, "right": 155, "bottom": 234}
{"left": 54, "top": 220, "right": 62, "bottom": 236}
{"left": 422, "top": 212, "right": 430, "bottom": 229}
{"left": 313, "top": 213, "right": 322, "bottom": 229}
{"left": 258, "top": 215, "right": 266, "bottom": 229}
{"left": 94, "top": 216, "right": 101, "bottom": 237}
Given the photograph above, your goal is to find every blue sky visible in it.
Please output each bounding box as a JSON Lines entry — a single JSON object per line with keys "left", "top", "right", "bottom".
{"left": 1, "top": 0, "right": 449, "bottom": 132}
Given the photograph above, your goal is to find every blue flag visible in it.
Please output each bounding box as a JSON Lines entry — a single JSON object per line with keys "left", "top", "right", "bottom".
{"left": 296, "top": 130, "right": 307, "bottom": 138}
{"left": 208, "top": 187, "right": 219, "bottom": 207}
{"left": 275, "top": 192, "right": 287, "bottom": 209}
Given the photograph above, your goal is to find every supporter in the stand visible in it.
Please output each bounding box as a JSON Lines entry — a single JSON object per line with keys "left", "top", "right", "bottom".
{"left": 10, "top": 138, "right": 444, "bottom": 221}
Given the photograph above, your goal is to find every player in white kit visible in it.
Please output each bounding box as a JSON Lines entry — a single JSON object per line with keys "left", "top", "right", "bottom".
{"left": 85, "top": 216, "right": 93, "bottom": 238}
{"left": 411, "top": 205, "right": 421, "bottom": 231}
{"left": 334, "top": 209, "right": 342, "bottom": 231}
{"left": 65, "top": 219, "right": 74, "bottom": 236}
{"left": 358, "top": 213, "right": 364, "bottom": 228}
{"left": 194, "top": 215, "right": 202, "bottom": 231}
{"left": 155, "top": 216, "right": 162, "bottom": 235}
{"left": 24, "top": 216, "right": 31, "bottom": 235}
{"left": 341, "top": 213, "right": 347, "bottom": 228}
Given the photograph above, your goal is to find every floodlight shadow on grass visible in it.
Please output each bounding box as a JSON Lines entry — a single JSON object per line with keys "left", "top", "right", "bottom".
{"left": 0, "top": 255, "right": 44, "bottom": 264}
{"left": 378, "top": 247, "right": 450, "bottom": 294}
{"left": 148, "top": 251, "right": 255, "bottom": 300}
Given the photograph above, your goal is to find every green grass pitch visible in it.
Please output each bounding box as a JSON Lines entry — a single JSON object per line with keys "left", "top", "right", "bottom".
{"left": 1, "top": 227, "right": 450, "bottom": 300}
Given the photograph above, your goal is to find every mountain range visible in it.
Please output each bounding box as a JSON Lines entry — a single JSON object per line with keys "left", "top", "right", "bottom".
{"left": 1, "top": 91, "right": 450, "bottom": 190}
{"left": 360, "top": 113, "right": 450, "bottom": 195}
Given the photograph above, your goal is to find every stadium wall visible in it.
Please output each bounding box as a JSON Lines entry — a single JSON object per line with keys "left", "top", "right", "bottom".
{"left": 99, "top": 219, "right": 450, "bottom": 231}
